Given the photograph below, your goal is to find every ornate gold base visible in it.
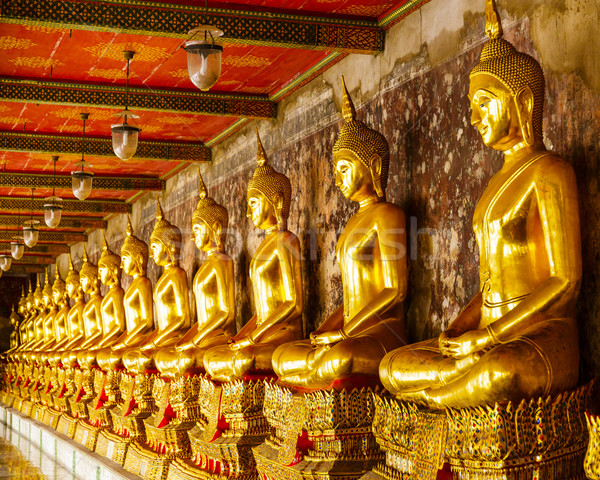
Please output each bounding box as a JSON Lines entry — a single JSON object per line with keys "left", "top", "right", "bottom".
{"left": 363, "top": 384, "right": 592, "bottom": 480}
{"left": 96, "top": 429, "right": 132, "bottom": 466}
{"left": 74, "top": 419, "right": 100, "bottom": 451}
{"left": 88, "top": 403, "right": 113, "bottom": 430}
{"left": 1, "top": 392, "right": 15, "bottom": 407}
{"left": 167, "top": 457, "right": 257, "bottom": 480}
{"left": 12, "top": 396, "right": 23, "bottom": 413}
{"left": 111, "top": 407, "right": 150, "bottom": 441}
{"left": 124, "top": 440, "right": 173, "bottom": 480}
{"left": 19, "top": 399, "right": 33, "bottom": 417}
{"left": 584, "top": 413, "right": 600, "bottom": 479}
{"left": 254, "top": 384, "right": 382, "bottom": 480}
{"left": 56, "top": 413, "right": 78, "bottom": 438}
{"left": 31, "top": 404, "right": 47, "bottom": 423}
{"left": 41, "top": 406, "right": 61, "bottom": 429}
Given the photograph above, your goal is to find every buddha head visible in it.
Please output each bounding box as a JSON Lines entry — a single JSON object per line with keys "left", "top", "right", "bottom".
{"left": 332, "top": 77, "right": 390, "bottom": 202}
{"left": 10, "top": 304, "right": 19, "bottom": 328}
{"left": 98, "top": 231, "right": 121, "bottom": 287}
{"left": 66, "top": 252, "right": 82, "bottom": 300}
{"left": 52, "top": 261, "right": 66, "bottom": 305}
{"left": 79, "top": 244, "right": 99, "bottom": 295}
{"left": 468, "top": 0, "right": 544, "bottom": 151}
{"left": 247, "top": 129, "right": 292, "bottom": 231}
{"left": 121, "top": 214, "right": 149, "bottom": 277}
{"left": 18, "top": 285, "right": 27, "bottom": 317}
{"left": 192, "top": 169, "right": 228, "bottom": 252}
{"left": 26, "top": 279, "right": 34, "bottom": 314}
{"left": 42, "top": 267, "right": 53, "bottom": 309}
{"left": 150, "top": 199, "right": 182, "bottom": 267}
{"left": 33, "top": 273, "right": 43, "bottom": 310}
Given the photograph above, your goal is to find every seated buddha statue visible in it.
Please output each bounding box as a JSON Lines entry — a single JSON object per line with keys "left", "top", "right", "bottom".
{"left": 155, "top": 170, "right": 235, "bottom": 378}
{"left": 8, "top": 304, "right": 20, "bottom": 351}
{"left": 379, "top": 0, "right": 581, "bottom": 409}
{"left": 74, "top": 245, "right": 104, "bottom": 369}
{"left": 39, "top": 264, "right": 70, "bottom": 367}
{"left": 60, "top": 253, "right": 86, "bottom": 368}
{"left": 273, "top": 78, "right": 408, "bottom": 390}
{"left": 96, "top": 215, "right": 154, "bottom": 373}
{"left": 23, "top": 276, "right": 46, "bottom": 360}
{"left": 122, "top": 200, "right": 191, "bottom": 374}
{"left": 12, "top": 282, "right": 32, "bottom": 360}
{"left": 35, "top": 268, "right": 58, "bottom": 357}
{"left": 95, "top": 232, "right": 126, "bottom": 349}
{"left": 203, "top": 130, "right": 303, "bottom": 383}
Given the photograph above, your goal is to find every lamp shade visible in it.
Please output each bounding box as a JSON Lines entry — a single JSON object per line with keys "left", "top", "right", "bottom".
{"left": 23, "top": 226, "right": 39, "bottom": 248}
{"left": 185, "top": 26, "right": 224, "bottom": 92}
{"left": 10, "top": 240, "right": 24, "bottom": 260}
{"left": 0, "top": 254, "right": 12, "bottom": 271}
{"left": 43, "top": 197, "right": 63, "bottom": 228}
{"left": 111, "top": 122, "right": 141, "bottom": 160}
{"left": 71, "top": 162, "right": 94, "bottom": 201}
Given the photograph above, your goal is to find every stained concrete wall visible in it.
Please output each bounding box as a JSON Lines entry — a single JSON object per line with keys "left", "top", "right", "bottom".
{"left": 55, "top": 0, "right": 600, "bottom": 381}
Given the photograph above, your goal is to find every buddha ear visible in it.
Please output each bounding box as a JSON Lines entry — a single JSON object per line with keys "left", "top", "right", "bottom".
{"left": 514, "top": 85, "right": 535, "bottom": 146}
{"left": 212, "top": 220, "right": 222, "bottom": 238}
{"left": 273, "top": 194, "right": 286, "bottom": 229}
{"left": 369, "top": 153, "right": 384, "bottom": 198}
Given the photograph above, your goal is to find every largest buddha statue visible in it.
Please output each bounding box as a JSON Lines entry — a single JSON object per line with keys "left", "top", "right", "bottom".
{"left": 379, "top": 0, "right": 581, "bottom": 409}
{"left": 203, "top": 131, "right": 303, "bottom": 382}
{"left": 273, "top": 78, "right": 408, "bottom": 389}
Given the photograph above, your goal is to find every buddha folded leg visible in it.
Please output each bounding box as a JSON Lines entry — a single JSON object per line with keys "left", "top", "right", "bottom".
{"left": 274, "top": 319, "right": 404, "bottom": 389}
{"left": 154, "top": 335, "right": 229, "bottom": 379}
{"left": 96, "top": 347, "right": 123, "bottom": 371}
{"left": 381, "top": 318, "right": 579, "bottom": 409}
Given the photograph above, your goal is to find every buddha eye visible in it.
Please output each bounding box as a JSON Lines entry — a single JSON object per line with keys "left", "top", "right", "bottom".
{"left": 479, "top": 100, "right": 490, "bottom": 108}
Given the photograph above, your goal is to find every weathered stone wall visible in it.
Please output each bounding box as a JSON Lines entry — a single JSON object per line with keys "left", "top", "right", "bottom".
{"left": 57, "top": 0, "right": 600, "bottom": 381}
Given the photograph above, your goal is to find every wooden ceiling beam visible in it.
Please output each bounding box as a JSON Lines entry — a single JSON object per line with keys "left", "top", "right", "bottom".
{"left": 0, "top": 216, "right": 106, "bottom": 230}
{"left": 5, "top": 266, "right": 45, "bottom": 274}
{"left": 0, "top": 131, "right": 211, "bottom": 163}
{"left": 0, "top": 196, "right": 130, "bottom": 215}
{"left": 11, "top": 256, "right": 57, "bottom": 266}
{"left": 0, "top": 229, "right": 86, "bottom": 244}
{"left": 0, "top": 171, "right": 164, "bottom": 193}
{"left": 0, "top": 78, "right": 277, "bottom": 119}
{"left": 0, "top": 0, "right": 384, "bottom": 54}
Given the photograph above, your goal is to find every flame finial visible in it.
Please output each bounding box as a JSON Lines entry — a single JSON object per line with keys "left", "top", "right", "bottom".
{"left": 485, "top": 0, "right": 503, "bottom": 40}
{"left": 256, "top": 128, "right": 268, "bottom": 167}
{"left": 126, "top": 214, "right": 133, "bottom": 237}
{"left": 102, "top": 230, "right": 108, "bottom": 252}
{"left": 198, "top": 167, "right": 208, "bottom": 200}
{"left": 156, "top": 196, "right": 164, "bottom": 221}
{"left": 82, "top": 243, "right": 89, "bottom": 263}
{"left": 341, "top": 76, "right": 356, "bottom": 123}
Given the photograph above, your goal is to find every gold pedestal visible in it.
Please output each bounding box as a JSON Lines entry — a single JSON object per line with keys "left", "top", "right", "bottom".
{"left": 68, "top": 368, "right": 95, "bottom": 420}
{"left": 254, "top": 383, "right": 382, "bottom": 480}
{"left": 1, "top": 392, "right": 15, "bottom": 407}
{"left": 584, "top": 413, "right": 600, "bottom": 480}
{"left": 74, "top": 419, "right": 100, "bottom": 451}
{"left": 41, "top": 406, "right": 61, "bottom": 429}
{"left": 96, "top": 429, "right": 132, "bottom": 466}
{"left": 361, "top": 384, "right": 592, "bottom": 480}
{"left": 19, "top": 399, "right": 34, "bottom": 417}
{"left": 56, "top": 413, "right": 78, "bottom": 438}
{"left": 124, "top": 440, "right": 173, "bottom": 480}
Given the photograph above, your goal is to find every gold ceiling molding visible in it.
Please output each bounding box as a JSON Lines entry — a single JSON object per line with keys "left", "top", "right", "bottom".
{"left": 0, "top": 116, "right": 27, "bottom": 125}
{"left": 346, "top": 4, "right": 394, "bottom": 16}
{"left": 0, "top": 36, "right": 36, "bottom": 50}
{"left": 86, "top": 68, "right": 126, "bottom": 81}
{"left": 8, "top": 56, "right": 63, "bottom": 69}
{"left": 156, "top": 116, "right": 192, "bottom": 125}
{"left": 168, "top": 68, "right": 189, "bottom": 80}
{"left": 221, "top": 55, "right": 272, "bottom": 68}
{"left": 50, "top": 108, "right": 115, "bottom": 121}
{"left": 83, "top": 42, "right": 170, "bottom": 62}
{"left": 222, "top": 55, "right": 272, "bottom": 68}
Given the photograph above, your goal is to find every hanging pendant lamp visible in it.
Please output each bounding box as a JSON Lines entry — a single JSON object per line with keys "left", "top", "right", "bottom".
{"left": 71, "top": 113, "right": 94, "bottom": 201}
{"left": 44, "top": 155, "right": 63, "bottom": 228}
{"left": 23, "top": 188, "right": 40, "bottom": 248}
{"left": 184, "top": 1, "right": 223, "bottom": 91}
{"left": 112, "top": 51, "right": 141, "bottom": 160}
{"left": 0, "top": 226, "right": 12, "bottom": 271}
{"left": 11, "top": 210, "right": 24, "bottom": 260}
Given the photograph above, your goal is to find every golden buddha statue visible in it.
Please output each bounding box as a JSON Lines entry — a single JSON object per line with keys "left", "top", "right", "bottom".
{"left": 203, "top": 130, "right": 303, "bottom": 382}
{"left": 24, "top": 275, "right": 46, "bottom": 357}
{"left": 96, "top": 215, "right": 154, "bottom": 372}
{"left": 36, "top": 268, "right": 58, "bottom": 356}
{"left": 122, "top": 200, "right": 191, "bottom": 374}
{"left": 9, "top": 304, "right": 20, "bottom": 351}
{"left": 60, "top": 253, "right": 86, "bottom": 367}
{"left": 379, "top": 0, "right": 581, "bottom": 409}
{"left": 47, "top": 262, "right": 72, "bottom": 362}
{"left": 95, "top": 232, "right": 126, "bottom": 349}
{"left": 75, "top": 244, "right": 104, "bottom": 369}
{"left": 155, "top": 170, "right": 235, "bottom": 378}
{"left": 272, "top": 78, "right": 408, "bottom": 390}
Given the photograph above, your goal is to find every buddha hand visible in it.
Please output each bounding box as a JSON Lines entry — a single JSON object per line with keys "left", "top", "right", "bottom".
{"left": 439, "top": 328, "right": 493, "bottom": 359}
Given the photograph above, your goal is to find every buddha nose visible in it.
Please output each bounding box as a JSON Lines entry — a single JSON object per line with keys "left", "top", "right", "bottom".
{"left": 470, "top": 107, "right": 481, "bottom": 126}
